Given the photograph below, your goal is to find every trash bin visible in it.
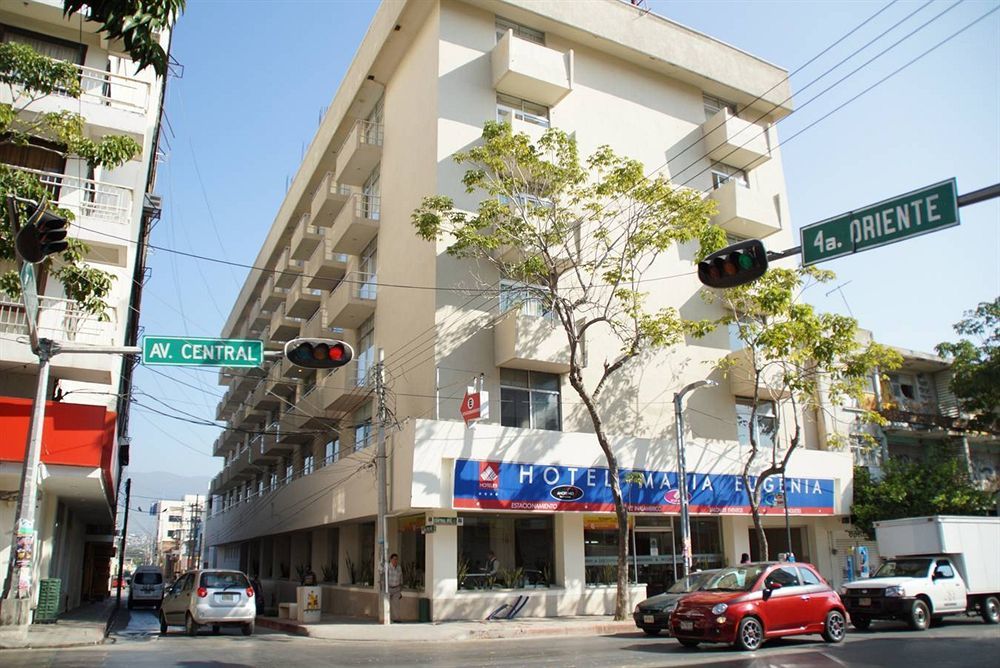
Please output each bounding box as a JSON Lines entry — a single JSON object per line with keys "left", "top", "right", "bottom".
{"left": 35, "top": 578, "right": 61, "bottom": 623}
{"left": 418, "top": 597, "right": 431, "bottom": 623}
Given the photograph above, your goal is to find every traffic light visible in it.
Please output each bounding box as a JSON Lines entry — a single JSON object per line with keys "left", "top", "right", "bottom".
{"left": 697, "top": 239, "right": 769, "bottom": 288}
{"left": 284, "top": 338, "right": 354, "bottom": 369}
{"left": 15, "top": 207, "right": 69, "bottom": 263}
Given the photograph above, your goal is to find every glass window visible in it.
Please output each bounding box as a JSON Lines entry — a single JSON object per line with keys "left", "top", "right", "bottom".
{"left": 355, "top": 314, "right": 375, "bottom": 386}
{"left": 765, "top": 566, "right": 801, "bottom": 588}
{"left": 495, "top": 17, "right": 545, "bottom": 45}
{"left": 133, "top": 571, "right": 162, "bottom": 585}
{"left": 325, "top": 438, "right": 340, "bottom": 465}
{"left": 303, "top": 454, "right": 314, "bottom": 476}
{"left": 500, "top": 369, "right": 560, "bottom": 431}
{"left": 499, "top": 280, "right": 552, "bottom": 318}
{"left": 458, "top": 514, "right": 554, "bottom": 589}
{"left": 362, "top": 164, "right": 381, "bottom": 220}
{"left": 497, "top": 94, "right": 550, "bottom": 128}
{"left": 736, "top": 398, "right": 777, "bottom": 449}
{"left": 703, "top": 94, "right": 737, "bottom": 121}
{"left": 200, "top": 571, "right": 249, "bottom": 590}
{"left": 711, "top": 162, "right": 748, "bottom": 189}
{"left": 354, "top": 403, "right": 373, "bottom": 451}
{"left": 934, "top": 561, "right": 955, "bottom": 579}
{"left": 798, "top": 566, "right": 821, "bottom": 586}
{"left": 284, "top": 463, "right": 294, "bottom": 483}
{"left": 1, "top": 25, "right": 86, "bottom": 64}
{"left": 358, "top": 240, "right": 377, "bottom": 302}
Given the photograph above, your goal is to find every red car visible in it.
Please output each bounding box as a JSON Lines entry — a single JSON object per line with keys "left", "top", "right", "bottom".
{"left": 670, "top": 562, "right": 846, "bottom": 651}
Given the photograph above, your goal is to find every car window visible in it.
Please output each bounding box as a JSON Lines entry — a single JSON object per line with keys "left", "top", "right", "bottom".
{"left": 133, "top": 571, "right": 162, "bottom": 585}
{"left": 179, "top": 574, "right": 194, "bottom": 592}
{"left": 765, "top": 566, "right": 800, "bottom": 588}
{"left": 703, "top": 565, "right": 768, "bottom": 592}
{"left": 934, "top": 561, "right": 955, "bottom": 579}
{"left": 798, "top": 567, "right": 821, "bottom": 586}
{"left": 201, "top": 572, "right": 250, "bottom": 589}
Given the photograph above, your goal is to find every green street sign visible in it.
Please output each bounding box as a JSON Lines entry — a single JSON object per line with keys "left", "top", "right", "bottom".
{"left": 800, "top": 179, "right": 959, "bottom": 267}
{"left": 141, "top": 336, "right": 263, "bottom": 367}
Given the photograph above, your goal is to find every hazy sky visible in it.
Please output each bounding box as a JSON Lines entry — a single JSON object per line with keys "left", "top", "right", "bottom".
{"left": 126, "top": 0, "right": 999, "bottom": 482}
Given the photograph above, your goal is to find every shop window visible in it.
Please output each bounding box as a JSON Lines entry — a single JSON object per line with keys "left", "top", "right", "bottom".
{"left": 736, "top": 397, "right": 776, "bottom": 449}
{"left": 396, "top": 515, "right": 427, "bottom": 590}
{"left": 457, "top": 514, "right": 554, "bottom": 589}
{"left": 500, "top": 368, "right": 561, "bottom": 431}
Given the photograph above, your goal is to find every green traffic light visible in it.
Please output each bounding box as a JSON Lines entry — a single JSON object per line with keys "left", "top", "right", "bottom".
{"left": 737, "top": 253, "right": 754, "bottom": 270}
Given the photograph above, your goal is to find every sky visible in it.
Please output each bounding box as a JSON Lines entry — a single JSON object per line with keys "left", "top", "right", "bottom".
{"left": 125, "top": 0, "right": 1000, "bottom": 484}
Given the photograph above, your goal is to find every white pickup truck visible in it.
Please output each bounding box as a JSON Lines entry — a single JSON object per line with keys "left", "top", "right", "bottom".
{"left": 841, "top": 516, "right": 1000, "bottom": 631}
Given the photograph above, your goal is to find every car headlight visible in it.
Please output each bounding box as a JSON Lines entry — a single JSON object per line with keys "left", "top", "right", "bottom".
{"left": 711, "top": 603, "right": 729, "bottom": 615}
{"left": 884, "top": 586, "right": 905, "bottom": 598}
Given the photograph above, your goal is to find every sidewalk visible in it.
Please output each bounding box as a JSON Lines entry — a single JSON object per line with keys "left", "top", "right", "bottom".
{"left": 0, "top": 596, "right": 122, "bottom": 650}
{"left": 256, "top": 613, "right": 636, "bottom": 642}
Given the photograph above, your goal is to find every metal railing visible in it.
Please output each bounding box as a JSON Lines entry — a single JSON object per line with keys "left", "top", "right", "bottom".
{"left": 332, "top": 271, "right": 377, "bottom": 303}
{"left": 55, "top": 61, "right": 151, "bottom": 113}
{"left": 0, "top": 294, "right": 116, "bottom": 344}
{"left": 355, "top": 193, "right": 381, "bottom": 221}
{"left": 355, "top": 119, "right": 384, "bottom": 147}
{"left": 8, "top": 165, "right": 133, "bottom": 225}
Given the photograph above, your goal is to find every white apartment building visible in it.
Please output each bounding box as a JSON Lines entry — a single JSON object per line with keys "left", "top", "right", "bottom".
{"left": 205, "top": 0, "right": 862, "bottom": 621}
{"left": 154, "top": 495, "right": 207, "bottom": 579}
{"left": 0, "top": 0, "right": 168, "bottom": 613}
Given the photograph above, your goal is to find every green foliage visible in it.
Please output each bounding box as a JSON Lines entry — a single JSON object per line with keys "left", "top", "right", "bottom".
{"left": 0, "top": 42, "right": 80, "bottom": 97}
{"left": 498, "top": 566, "right": 524, "bottom": 589}
{"left": 63, "top": 0, "right": 184, "bottom": 77}
{"left": 935, "top": 298, "right": 1000, "bottom": 433}
{"left": 851, "top": 450, "right": 996, "bottom": 539}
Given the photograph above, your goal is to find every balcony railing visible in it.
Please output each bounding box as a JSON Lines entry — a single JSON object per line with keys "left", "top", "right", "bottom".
{"left": 335, "top": 120, "right": 383, "bottom": 186}
{"left": 329, "top": 194, "right": 380, "bottom": 255}
{"left": 8, "top": 165, "right": 133, "bottom": 226}
{"left": 0, "top": 294, "right": 116, "bottom": 345}
{"left": 58, "top": 62, "right": 151, "bottom": 114}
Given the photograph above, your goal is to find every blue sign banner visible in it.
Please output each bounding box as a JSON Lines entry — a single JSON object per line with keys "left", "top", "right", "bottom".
{"left": 454, "top": 459, "right": 835, "bottom": 515}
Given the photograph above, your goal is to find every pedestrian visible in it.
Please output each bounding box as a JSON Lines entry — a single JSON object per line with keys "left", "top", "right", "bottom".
{"left": 387, "top": 553, "right": 403, "bottom": 622}
{"left": 740, "top": 552, "right": 751, "bottom": 564}
{"left": 486, "top": 551, "right": 499, "bottom": 576}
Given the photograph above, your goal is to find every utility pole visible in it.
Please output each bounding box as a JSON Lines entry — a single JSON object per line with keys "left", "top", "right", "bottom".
{"left": 115, "top": 479, "right": 131, "bottom": 610}
{"left": 374, "top": 349, "right": 390, "bottom": 625}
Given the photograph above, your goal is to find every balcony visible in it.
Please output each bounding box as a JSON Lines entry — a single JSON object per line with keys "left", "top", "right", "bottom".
{"left": 286, "top": 276, "right": 322, "bottom": 319}
{"left": 315, "top": 360, "right": 373, "bottom": 414}
{"left": 249, "top": 372, "right": 281, "bottom": 413}
{"left": 259, "top": 420, "right": 294, "bottom": 460}
{"left": 248, "top": 298, "right": 271, "bottom": 331}
{"left": 290, "top": 213, "right": 324, "bottom": 261}
{"left": 275, "top": 247, "right": 304, "bottom": 288}
{"left": 329, "top": 194, "right": 380, "bottom": 256}
{"left": 493, "top": 310, "right": 570, "bottom": 374}
{"left": 310, "top": 171, "right": 353, "bottom": 227}
{"left": 335, "top": 120, "right": 383, "bottom": 186}
{"left": 708, "top": 179, "right": 782, "bottom": 239}
{"left": 8, "top": 166, "right": 134, "bottom": 228}
{"left": 492, "top": 30, "right": 573, "bottom": 107}
{"left": 722, "top": 347, "right": 790, "bottom": 399}
{"left": 324, "top": 272, "right": 376, "bottom": 329}
{"left": 262, "top": 276, "right": 289, "bottom": 310}
{"left": 277, "top": 406, "right": 313, "bottom": 445}
{"left": 305, "top": 239, "right": 349, "bottom": 290}
{"left": 269, "top": 302, "right": 305, "bottom": 342}
{"left": 702, "top": 108, "right": 771, "bottom": 169}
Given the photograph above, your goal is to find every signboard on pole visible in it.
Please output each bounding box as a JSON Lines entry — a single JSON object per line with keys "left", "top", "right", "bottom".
{"left": 800, "top": 179, "right": 959, "bottom": 267}
{"left": 141, "top": 336, "right": 263, "bottom": 367}
{"left": 460, "top": 390, "right": 489, "bottom": 425}
{"left": 17, "top": 262, "right": 39, "bottom": 347}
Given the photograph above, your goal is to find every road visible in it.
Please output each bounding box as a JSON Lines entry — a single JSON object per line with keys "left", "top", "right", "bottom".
{"left": 4, "top": 611, "right": 998, "bottom": 667}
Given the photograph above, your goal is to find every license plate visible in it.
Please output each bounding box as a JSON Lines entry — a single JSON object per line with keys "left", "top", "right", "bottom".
{"left": 859, "top": 597, "right": 871, "bottom": 607}
{"left": 220, "top": 593, "right": 237, "bottom": 602}
{"left": 680, "top": 621, "right": 693, "bottom": 631}
{"left": 643, "top": 615, "right": 655, "bottom": 624}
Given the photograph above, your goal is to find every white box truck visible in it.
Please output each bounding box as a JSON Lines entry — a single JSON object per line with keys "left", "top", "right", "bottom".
{"left": 841, "top": 516, "right": 1000, "bottom": 631}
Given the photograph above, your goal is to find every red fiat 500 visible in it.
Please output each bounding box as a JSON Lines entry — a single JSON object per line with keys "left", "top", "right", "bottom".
{"left": 670, "top": 562, "right": 847, "bottom": 651}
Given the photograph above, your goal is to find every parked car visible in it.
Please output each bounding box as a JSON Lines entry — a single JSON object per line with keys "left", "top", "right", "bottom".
{"left": 159, "top": 569, "right": 256, "bottom": 636}
{"left": 128, "top": 565, "right": 165, "bottom": 609}
{"left": 842, "top": 516, "right": 1000, "bottom": 631}
{"left": 633, "top": 569, "right": 720, "bottom": 636}
{"left": 670, "top": 562, "right": 846, "bottom": 651}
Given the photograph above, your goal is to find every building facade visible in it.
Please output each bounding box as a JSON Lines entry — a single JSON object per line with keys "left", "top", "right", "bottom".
{"left": 0, "top": 0, "right": 168, "bottom": 615}
{"left": 205, "top": 0, "right": 861, "bottom": 620}
{"left": 153, "top": 495, "right": 206, "bottom": 579}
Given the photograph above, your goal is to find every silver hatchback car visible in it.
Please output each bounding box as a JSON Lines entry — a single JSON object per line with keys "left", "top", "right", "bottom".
{"left": 159, "top": 569, "right": 256, "bottom": 636}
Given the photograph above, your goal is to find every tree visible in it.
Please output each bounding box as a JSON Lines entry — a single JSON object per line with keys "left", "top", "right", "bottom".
{"left": 62, "top": 0, "right": 184, "bottom": 77}
{"left": 852, "top": 448, "right": 996, "bottom": 539}
{"left": 1, "top": 41, "right": 143, "bottom": 316}
{"left": 935, "top": 298, "right": 1000, "bottom": 433}
{"left": 413, "top": 122, "right": 718, "bottom": 619}
{"left": 704, "top": 266, "right": 901, "bottom": 560}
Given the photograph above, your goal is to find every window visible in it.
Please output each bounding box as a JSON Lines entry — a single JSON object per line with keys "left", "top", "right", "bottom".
{"left": 362, "top": 164, "right": 380, "bottom": 220}
{"left": 889, "top": 373, "right": 917, "bottom": 401}
{"left": 354, "top": 403, "right": 373, "bottom": 451}
{"left": 1, "top": 24, "right": 86, "bottom": 64}
{"left": 355, "top": 314, "right": 375, "bottom": 386}
{"left": 495, "top": 17, "right": 544, "bottom": 45}
{"left": 703, "top": 94, "right": 736, "bottom": 121}
{"left": 269, "top": 471, "right": 278, "bottom": 491}
{"left": 500, "top": 369, "right": 560, "bottom": 431}
{"left": 711, "top": 163, "right": 748, "bottom": 189}
{"left": 303, "top": 453, "right": 314, "bottom": 476}
{"left": 497, "top": 94, "right": 550, "bottom": 128}
{"left": 325, "top": 437, "right": 340, "bottom": 465}
{"left": 458, "top": 514, "right": 554, "bottom": 589}
{"left": 284, "top": 462, "right": 294, "bottom": 483}
{"left": 168, "top": 515, "right": 182, "bottom": 523}
{"left": 358, "top": 239, "right": 377, "bottom": 301}
{"left": 736, "top": 398, "right": 777, "bottom": 449}
{"left": 765, "top": 566, "right": 801, "bottom": 588}
{"left": 499, "top": 280, "right": 551, "bottom": 318}
{"left": 798, "top": 566, "right": 821, "bottom": 586}
{"left": 934, "top": 560, "right": 955, "bottom": 579}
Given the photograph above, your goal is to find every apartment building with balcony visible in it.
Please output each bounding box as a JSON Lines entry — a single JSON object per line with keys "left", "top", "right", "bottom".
{"left": 0, "top": 1, "right": 168, "bottom": 614}
{"left": 205, "top": 0, "right": 859, "bottom": 620}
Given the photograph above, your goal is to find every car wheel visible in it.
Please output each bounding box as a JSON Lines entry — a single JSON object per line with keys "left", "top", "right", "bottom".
{"left": 186, "top": 612, "right": 199, "bottom": 637}
{"left": 981, "top": 596, "right": 1000, "bottom": 624}
{"left": 677, "top": 638, "right": 700, "bottom": 648}
{"left": 242, "top": 622, "right": 254, "bottom": 636}
{"left": 159, "top": 611, "right": 168, "bottom": 635}
{"left": 822, "top": 610, "right": 846, "bottom": 643}
{"left": 642, "top": 628, "right": 661, "bottom": 636}
{"left": 735, "top": 617, "right": 764, "bottom": 651}
{"left": 908, "top": 600, "right": 930, "bottom": 631}
{"left": 212, "top": 625, "right": 221, "bottom": 635}
{"left": 851, "top": 614, "right": 872, "bottom": 631}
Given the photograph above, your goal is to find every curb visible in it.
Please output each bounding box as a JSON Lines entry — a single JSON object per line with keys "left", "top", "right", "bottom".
{"left": 255, "top": 616, "right": 311, "bottom": 637}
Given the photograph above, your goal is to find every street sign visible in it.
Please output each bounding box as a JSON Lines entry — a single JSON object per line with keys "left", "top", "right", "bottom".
{"left": 461, "top": 391, "right": 489, "bottom": 425}
{"left": 800, "top": 179, "right": 959, "bottom": 267}
{"left": 141, "top": 336, "right": 263, "bottom": 367}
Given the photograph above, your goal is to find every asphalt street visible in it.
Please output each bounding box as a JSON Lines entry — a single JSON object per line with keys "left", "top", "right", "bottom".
{"left": 3, "top": 611, "right": 998, "bottom": 667}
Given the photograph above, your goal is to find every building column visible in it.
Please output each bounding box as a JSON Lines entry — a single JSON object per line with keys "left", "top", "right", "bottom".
{"left": 425, "top": 510, "right": 457, "bottom": 603}
{"left": 555, "top": 513, "right": 584, "bottom": 602}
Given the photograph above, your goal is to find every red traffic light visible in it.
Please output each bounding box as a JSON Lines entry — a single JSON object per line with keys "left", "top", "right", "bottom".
{"left": 284, "top": 338, "right": 354, "bottom": 369}
{"left": 697, "top": 239, "right": 769, "bottom": 289}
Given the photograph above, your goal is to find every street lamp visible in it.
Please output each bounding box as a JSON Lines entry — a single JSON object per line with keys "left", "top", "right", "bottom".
{"left": 674, "top": 379, "right": 718, "bottom": 579}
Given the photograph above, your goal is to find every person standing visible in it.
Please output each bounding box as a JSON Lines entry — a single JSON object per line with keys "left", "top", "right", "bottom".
{"left": 740, "top": 552, "right": 751, "bottom": 564}
{"left": 387, "top": 553, "right": 403, "bottom": 622}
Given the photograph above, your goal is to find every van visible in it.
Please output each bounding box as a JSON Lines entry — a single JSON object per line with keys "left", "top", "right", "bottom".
{"left": 129, "top": 565, "right": 165, "bottom": 609}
